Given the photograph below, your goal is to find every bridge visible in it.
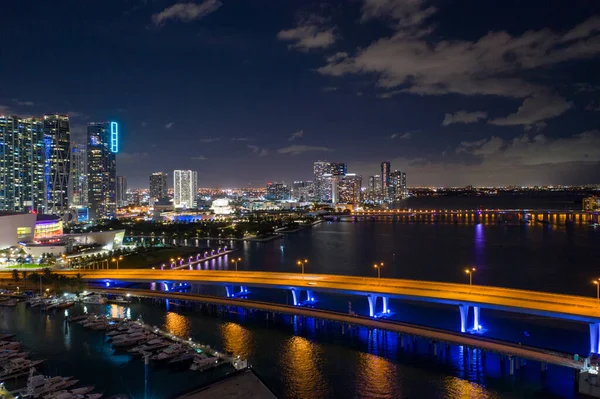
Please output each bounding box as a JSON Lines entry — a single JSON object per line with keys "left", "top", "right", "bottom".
{"left": 16, "top": 269, "right": 600, "bottom": 355}
{"left": 101, "top": 287, "right": 583, "bottom": 374}
{"left": 340, "top": 208, "right": 600, "bottom": 224}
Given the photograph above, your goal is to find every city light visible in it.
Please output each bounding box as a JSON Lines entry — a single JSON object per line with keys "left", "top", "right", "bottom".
{"left": 465, "top": 267, "right": 476, "bottom": 286}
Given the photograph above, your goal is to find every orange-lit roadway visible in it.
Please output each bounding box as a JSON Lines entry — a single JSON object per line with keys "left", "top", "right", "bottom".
{"left": 18, "top": 269, "right": 600, "bottom": 323}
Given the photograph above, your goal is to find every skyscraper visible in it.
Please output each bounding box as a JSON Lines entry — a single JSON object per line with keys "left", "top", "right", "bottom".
{"left": 390, "top": 170, "right": 408, "bottom": 200}
{"left": 291, "top": 181, "right": 313, "bottom": 202}
{"left": 149, "top": 172, "right": 168, "bottom": 200}
{"left": 338, "top": 173, "right": 362, "bottom": 207}
{"left": 70, "top": 143, "right": 88, "bottom": 208}
{"left": 381, "top": 161, "right": 391, "bottom": 200}
{"left": 266, "top": 182, "right": 291, "bottom": 201}
{"left": 313, "top": 161, "right": 347, "bottom": 202}
{"left": 116, "top": 176, "right": 127, "bottom": 207}
{"left": 43, "top": 114, "right": 71, "bottom": 214}
{"left": 87, "top": 121, "right": 118, "bottom": 220}
{"left": 173, "top": 170, "right": 197, "bottom": 209}
{"left": 0, "top": 115, "right": 46, "bottom": 213}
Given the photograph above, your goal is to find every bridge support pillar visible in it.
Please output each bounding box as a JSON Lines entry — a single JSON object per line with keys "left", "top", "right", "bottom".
{"left": 382, "top": 296, "right": 389, "bottom": 313}
{"left": 473, "top": 306, "right": 480, "bottom": 331}
{"left": 459, "top": 304, "right": 469, "bottom": 333}
{"left": 509, "top": 356, "right": 514, "bottom": 375}
{"left": 291, "top": 289, "right": 298, "bottom": 306}
{"left": 367, "top": 294, "right": 377, "bottom": 317}
{"left": 590, "top": 323, "right": 600, "bottom": 354}
{"left": 225, "top": 285, "right": 234, "bottom": 298}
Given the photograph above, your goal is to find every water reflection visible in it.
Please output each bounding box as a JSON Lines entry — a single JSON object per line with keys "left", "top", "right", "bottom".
{"left": 164, "top": 311, "right": 191, "bottom": 338}
{"left": 442, "top": 376, "right": 500, "bottom": 399}
{"left": 106, "top": 304, "right": 130, "bottom": 319}
{"left": 355, "top": 352, "right": 399, "bottom": 398}
{"left": 280, "top": 336, "right": 328, "bottom": 399}
{"left": 220, "top": 322, "right": 253, "bottom": 359}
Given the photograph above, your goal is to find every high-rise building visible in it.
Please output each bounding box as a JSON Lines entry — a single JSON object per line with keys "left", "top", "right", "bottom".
{"left": 291, "top": 181, "right": 313, "bottom": 202}
{"left": 266, "top": 182, "right": 291, "bottom": 201}
{"left": 313, "top": 161, "right": 347, "bottom": 202}
{"left": 87, "top": 121, "right": 118, "bottom": 220}
{"left": 43, "top": 114, "right": 71, "bottom": 214}
{"left": 173, "top": 170, "right": 197, "bottom": 209}
{"left": 390, "top": 170, "right": 408, "bottom": 200}
{"left": 338, "top": 173, "right": 362, "bottom": 207}
{"left": 70, "top": 143, "right": 88, "bottom": 208}
{"left": 149, "top": 172, "right": 168, "bottom": 200}
{"left": 0, "top": 115, "right": 46, "bottom": 213}
{"left": 116, "top": 176, "right": 127, "bottom": 207}
{"left": 381, "top": 161, "right": 391, "bottom": 200}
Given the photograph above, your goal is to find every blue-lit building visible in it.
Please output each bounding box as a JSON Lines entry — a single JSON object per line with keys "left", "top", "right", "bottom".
{"left": 43, "top": 114, "right": 71, "bottom": 214}
{"left": 0, "top": 115, "right": 46, "bottom": 213}
{"left": 87, "top": 121, "right": 118, "bottom": 220}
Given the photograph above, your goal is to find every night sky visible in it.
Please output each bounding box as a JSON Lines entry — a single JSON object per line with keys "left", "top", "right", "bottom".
{"left": 2, "top": 0, "right": 600, "bottom": 188}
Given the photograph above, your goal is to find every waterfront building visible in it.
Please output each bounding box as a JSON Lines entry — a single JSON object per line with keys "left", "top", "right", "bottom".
{"left": 381, "top": 161, "right": 391, "bottom": 200}
{"left": 174, "top": 170, "right": 197, "bottom": 209}
{"left": 583, "top": 196, "right": 600, "bottom": 211}
{"left": 266, "top": 182, "right": 291, "bottom": 201}
{"left": 70, "top": 143, "right": 88, "bottom": 208}
{"left": 87, "top": 121, "right": 118, "bottom": 220}
{"left": 117, "top": 176, "right": 127, "bottom": 207}
{"left": 0, "top": 115, "right": 46, "bottom": 213}
{"left": 149, "top": 171, "right": 168, "bottom": 201}
{"left": 338, "top": 173, "right": 362, "bottom": 207}
{"left": 43, "top": 114, "right": 71, "bottom": 214}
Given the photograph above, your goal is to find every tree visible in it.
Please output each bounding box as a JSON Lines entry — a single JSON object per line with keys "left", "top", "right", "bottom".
{"left": 21, "top": 270, "right": 28, "bottom": 281}
{"left": 42, "top": 267, "right": 53, "bottom": 282}
{"left": 11, "top": 269, "right": 20, "bottom": 282}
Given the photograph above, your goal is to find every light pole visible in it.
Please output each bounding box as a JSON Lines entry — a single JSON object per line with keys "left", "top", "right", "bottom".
{"left": 231, "top": 257, "right": 242, "bottom": 272}
{"left": 374, "top": 262, "right": 384, "bottom": 281}
{"left": 112, "top": 256, "right": 123, "bottom": 270}
{"left": 593, "top": 279, "right": 600, "bottom": 302}
{"left": 465, "top": 267, "right": 476, "bottom": 286}
{"left": 297, "top": 259, "right": 308, "bottom": 277}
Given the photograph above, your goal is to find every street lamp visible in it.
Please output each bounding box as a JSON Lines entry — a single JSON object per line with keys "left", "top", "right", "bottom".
{"left": 231, "top": 257, "right": 242, "bottom": 272}
{"left": 374, "top": 262, "right": 384, "bottom": 280}
{"left": 111, "top": 256, "right": 123, "bottom": 270}
{"left": 465, "top": 267, "right": 476, "bottom": 286}
{"left": 297, "top": 259, "right": 308, "bottom": 276}
{"left": 593, "top": 279, "right": 600, "bottom": 301}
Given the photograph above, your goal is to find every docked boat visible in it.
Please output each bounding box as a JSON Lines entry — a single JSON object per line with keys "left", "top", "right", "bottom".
{"left": 189, "top": 355, "right": 220, "bottom": 371}
{"left": 26, "top": 372, "right": 78, "bottom": 398}
{"left": 0, "top": 358, "right": 44, "bottom": 377}
{"left": 81, "top": 294, "right": 106, "bottom": 305}
{"left": 43, "top": 385, "right": 96, "bottom": 398}
{"left": 68, "top": 314, "right": 89, "bottom": 322}
{"left": 112, "top": 333, "right": 155, "bottom": 348}
{"left": 0, "top": 341, "right": 21, "bottom": 350}
{"left": 0, "top": 333, "right": 15, "bottom": 340}
{"left": 0, "top": 299, "right": 18, "bottom": 307}
{"left": 152, "top": 344, "right": 186, "bottom": 361}
{"left": 129, "top": 340, "right": 169, "bottom": 355}
{"left": 168, "top": 351, "right": 196, "bottom": 365}
{"left": 105, "top": 296, "right": 129, "bottom": 305}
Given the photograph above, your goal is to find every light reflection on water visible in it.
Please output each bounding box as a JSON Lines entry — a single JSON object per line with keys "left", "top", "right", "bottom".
{"left": 220, "top": 322, "right": 254, "bottom": 359}
{"left": 355, "top": 352, "right": 400, "bottom": 398}
{"left": 164, "top": 311, "right": 192, "bottom": 338}
{"left": 280, "top": 336, "right": 329, "bottom": 399}
{"left": 442, "top": 376, "right": 501, "bottom": 399}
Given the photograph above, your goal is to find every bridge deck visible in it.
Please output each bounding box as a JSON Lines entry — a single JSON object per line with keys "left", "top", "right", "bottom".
{"left": 103, "top": 288, "right": 583, "bottom": 369}
{"left": 36, "top": 270, "right": 600, "bottom": 323}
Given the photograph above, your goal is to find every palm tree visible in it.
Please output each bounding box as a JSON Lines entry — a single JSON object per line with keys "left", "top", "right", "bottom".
{"left": 11, "top": 269, "right": 20, "bottom": 283}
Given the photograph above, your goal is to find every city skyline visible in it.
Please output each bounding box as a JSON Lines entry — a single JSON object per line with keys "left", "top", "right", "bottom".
{"left": 2, "top": 1, "right": 600, "bottom": 187}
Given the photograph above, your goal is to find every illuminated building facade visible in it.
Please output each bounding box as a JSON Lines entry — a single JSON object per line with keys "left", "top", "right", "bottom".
{"left": 150, "top": 171, "right": 168, "bottom": 200}
{"left": 266, "top": 182, "right": 291, "bottom": 201}
{"left": 34, "top": 215, "right": 63, "bottom": 240}
{"left": 87, "top": 121, "right": 118, "bottom": 220}
{"left": 117, "top": 176, "right": 127, "bottom": 207}
{"left": 337, "top": 173, "right": 362, "bottom": 207}
{"left": 43, "top": 114, "right": 71, "bottom": 214}
{"left": 0, "top": 116, "right": 46, "bottom": 213}
{"left": 313, "top": 161, "right": 347, "bottom": 202}
{"left": 174, "top": 170, "right": 197, "bottom": 209}
{"left": 291, "top": 181, "right": 313, "bottom": 202}
{"left": 583, "top": 196, "right": 600, "bottom": 211}
{"left": 390, "top": 170, "right": 407, "bottom": 200}
{"left": 70, "top": 143, "right": 87, "bottom": 208}
{"left": 381, "top": 161, "right": 391, "bottom": 200}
